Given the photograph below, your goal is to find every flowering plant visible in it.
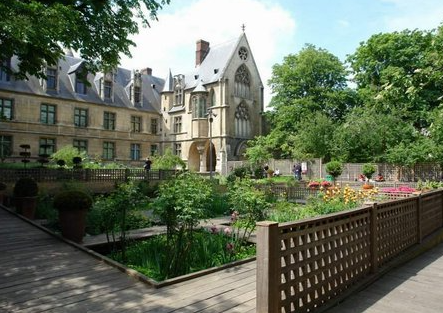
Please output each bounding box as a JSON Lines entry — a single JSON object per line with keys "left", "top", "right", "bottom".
{"left": 307, "top": 181, "right": 320, "bottom": 188}
{"left": 321, "top": 181, "right": 332, "bottom": 187}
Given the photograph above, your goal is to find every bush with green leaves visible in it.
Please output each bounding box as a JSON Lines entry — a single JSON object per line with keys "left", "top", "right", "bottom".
{"left": 227, "top": 178, "right": 269, "bottom": 242}
{"left": 362, "top": 163, "right": 377, "bottom": 180}
{"left": 51, "top": 145, "right": 87, "bottom": 168}
{"left": 87, "top": 181, "right": 149, "bottom": 259}
{"left": 325, "top": 160, "right": 343, "bottom": 181}
{"left": 150, "top": 172, "right": 214, "bottom": 278}
{"left": 226, "top": 165, "right": 252, "bottom": 183}
{"left": 151, "top": 148, "right": 186, "bottom": 170}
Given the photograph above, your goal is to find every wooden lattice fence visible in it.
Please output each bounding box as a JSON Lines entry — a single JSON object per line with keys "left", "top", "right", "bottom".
{"left": 256, "top": 190, "right": 443, "bottom": 313}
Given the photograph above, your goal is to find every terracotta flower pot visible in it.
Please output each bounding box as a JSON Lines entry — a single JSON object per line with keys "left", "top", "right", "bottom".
{"left": 58, "top": 208, "right": 88, "bottom": 243}
{"left": 15, "top": 196, "right": 38, "bottom": 219}
{"left": 362, "top": 184, "right": 374, "bottom": 190}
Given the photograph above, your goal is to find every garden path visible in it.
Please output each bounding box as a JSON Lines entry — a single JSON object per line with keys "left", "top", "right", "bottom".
{"left": 0, "top": 207, "right": 256, "bottom": 313}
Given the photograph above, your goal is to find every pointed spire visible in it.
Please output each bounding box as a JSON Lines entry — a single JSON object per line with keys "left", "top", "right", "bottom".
{"left": 241, "top": 24, "right": 246, "bottom": 32}
{"left": 162, "top": 69, "right": 174, "bottom": 93}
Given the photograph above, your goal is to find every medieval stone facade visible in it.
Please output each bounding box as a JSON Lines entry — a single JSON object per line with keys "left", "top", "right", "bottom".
{"left": 0, "top": 32, "right": 263, "bottom": 174}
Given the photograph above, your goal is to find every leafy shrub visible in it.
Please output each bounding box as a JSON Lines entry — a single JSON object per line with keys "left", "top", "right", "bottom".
{"left": 53, "top": 190, "right": 93, "bottom": 211}
{"left": 51, "top": 145, "right": 87, "bottom": 168}
{"left": 362, "top": 163, "right": 376, "bottom": 179}
{"left": 325, "top": 160, "right": 343, "bottom": 179}
{"left": 13, "top": 177, "right": 39, "bottom": 197}
{"left": 227, "top": 165, "right": 252, "bottom": 183}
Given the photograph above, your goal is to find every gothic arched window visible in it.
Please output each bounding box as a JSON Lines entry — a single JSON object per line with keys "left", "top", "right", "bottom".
{"left": 234, "top": 64, "right": 251, "bottom": 99}
{"left": 235, "top": 102, "right": 251, "bottom": 137}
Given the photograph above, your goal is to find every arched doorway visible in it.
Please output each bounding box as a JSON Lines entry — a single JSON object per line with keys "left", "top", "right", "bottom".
{"left": 188, "top": 142, "right": 202, "bottom": 172}
{"left": 206, "top": 142, "right": 216, "bottom": 172}
{"left": 235, "top": 140, "right": 248, "bottom": 160}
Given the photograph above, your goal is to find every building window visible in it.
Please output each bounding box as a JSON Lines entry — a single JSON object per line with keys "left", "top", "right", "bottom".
{"left": 131, "top": 116, "right": 142, "bottom": 133}
{"left": 238, "top": 47, "right": 249, "bottom": 61}
{"left": 103, "top": 141, "right": 115, "bottom": 160}
{"left": 174, "top": 74, "right": 185, "bottom": 106}
{"left": 234, "top": 64, "right": 251, "bottom": 99}
{"left": 192, "top": 96, "right": 207, "bottom": 118}
{"left": 173, "top": 116, "right": 182, "bottom": 133}
{"left": 39, "top": 138, "right": 56, "bottom": 155}
{"left": 210, "top": 89, "right": 216, "bottom": 107}
{"left": 0, "top": 98, "right": 13, "bottom": 120}
{"left": 104, "top": 80, "right": 113, "bottom": 99}
{"left": 40, "top": 104, "right": 56, "bottom": 124}
{"left": 73, "top": 139, "right": 88, "bottom": 153}
{"left": 0, "top": 59, "right": 11, "bottom": 82}
{"left": 174, "top": 143, "right": 182, "bottom": 157}
{"left": 0, "top": 135, "right": 12, "bottom": 159}
{"left": 130, "top": 143, "right": 141, "bottom": 160}
{"left": 74, "top": 108, "right": 88, "bottom": 127}
{"left": 150, "top": 144, "right": 158, "bottom": 156}
{"left": 151, "top": 118, "right": 158, "bottom": 134}
{"left": 134, "top": 86, "right": 141, "bottom": 104}
{"left": 103, "top": 112, "right": 116, "bottom": 130}
{"left": 46, "top": 68, "right": 57, "bottom": 90}
{"left": 235, "top": 102, "right": 251, "bottom": 138}
{"left": 75, "top": 75, "right": 87, "bottom": 94}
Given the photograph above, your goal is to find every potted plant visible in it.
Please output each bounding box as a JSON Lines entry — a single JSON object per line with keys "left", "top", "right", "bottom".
{"left": 362, "top": 163, "right": 376, "bottom": 189}
{"left": 0, "top": 182, "right": 6, "bottom": 205}
{"left": 13, "top": 177, "right": 39, "bottom": 219}
{"left": 325, "top": 160, "right": 343, "bottom": 185}
{"left": 53, "top": 189, "right": 93, "bottom": 243}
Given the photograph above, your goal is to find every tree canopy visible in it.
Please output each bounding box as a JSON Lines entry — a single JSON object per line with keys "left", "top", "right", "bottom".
{"left": 0, "top": 0, "right": 170, "bottom": 79}
{"left": 247, "top": 24, "right": 443, "bottom": 166}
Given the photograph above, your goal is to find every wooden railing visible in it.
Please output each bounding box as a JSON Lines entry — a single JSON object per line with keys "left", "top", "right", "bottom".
{"left": 256, "top": 185, "right": 318, "bottom": 202}
{"left": 0, "top": 168, "right": 177, "bottom": 183}
{"left": 256, "top": 190, "right": 443, "bottom": 313}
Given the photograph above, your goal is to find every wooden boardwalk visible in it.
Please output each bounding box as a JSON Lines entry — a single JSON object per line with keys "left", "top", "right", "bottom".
{"left": 0, "top": 207, "right": 256, "bottom": 313}
{"left": 3, "top": 205, "right": 443, "bottom": 313}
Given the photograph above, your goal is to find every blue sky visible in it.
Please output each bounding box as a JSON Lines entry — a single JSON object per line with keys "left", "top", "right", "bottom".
{"left": 120, "top": 0, "right": 443, "bottom": 107}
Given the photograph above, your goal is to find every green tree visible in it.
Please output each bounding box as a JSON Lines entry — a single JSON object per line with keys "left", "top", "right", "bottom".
{"left": 152, "top": 148, "right": 186, "bottom": 170}
{"left": 51, "top": 145, "right": 87, "bottom": 168}
{"left": 348, "top": 29, "right": 443, "bottom": 129}
{"left": 0, "top": 0, "right": 170, "bottom": 80}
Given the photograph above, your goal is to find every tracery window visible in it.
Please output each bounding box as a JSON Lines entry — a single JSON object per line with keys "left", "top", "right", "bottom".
{"left": 234, "top": 64, "right": 250, "bottom": 99}
{"left": 174, "top": 74, "right": 185, "bottom": 106}
{"left": 235, "top": 102, "right": 251, "bottom": 138}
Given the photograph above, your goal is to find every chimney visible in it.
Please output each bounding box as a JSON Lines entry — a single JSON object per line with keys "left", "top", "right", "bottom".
{"left": 140, "top": 67, "right": 152, "bottom": 76}
{"left": 196, "top": 39, "right": 210, "bottom": 66}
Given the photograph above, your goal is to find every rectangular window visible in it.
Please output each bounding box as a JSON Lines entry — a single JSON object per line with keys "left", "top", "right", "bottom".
{"left": 0, "top": 98, "right": 13, "bottom": 120}
{"left": 134, "top": 86, "right": 141, "bottom": 103}
{"left": 74, "top": 108, "right": 88, "bottom": 127}
{"left": 131, "top": 116, "right": 142, "bottom": 133}
{"left": 0, "top": 135, "right": 12, "bottom": 158}
{"left": 46, "top": 68, "right": 57, "bottom": 90}
{"left": 73, "top": 139, "right": 88, "bottom": 153}
{"left": 39, "top": 138, "right": 56, "bottom": 155}
{"left": 151, "top": 118, "right": 158, "bottom": 134}
{"left": 130, "top": 143, "right": 141, "bottom": 161}
{"left": 75, "top": 76, "right": 87, "bottom": 94}
{"left": 0, "top": 60, "right": 11, "bottom": 82}
{"left": 174, "top": 143, "right": 182, "bottom": 157}
{"left": 173, "top": 116, "right": 182, "bottom": 133}
{"left": 103, "top": 111, "right": 116, "bottom": 130}
{"left": 104, "top": 80, "right": 112, "bottom": 99}
{"left": 103, "top": 141, "right": 115, "bottom": 160}
{"left": 40, "top": 103, "right": 56, "bottom": 124}
{"left": 150, "top": 144, "right": 158, "bottom": 156}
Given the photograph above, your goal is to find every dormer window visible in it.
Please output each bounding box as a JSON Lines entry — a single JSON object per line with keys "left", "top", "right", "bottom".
{"left": 0, "top": 59, "right": 11, "bottom": 82}
{"left": 75, "top": 77, "right": 87, "bottom": 94}
{"left": 129, "top": 70, "right": 142, "bottom": 106}
{"left": 46, "top": 68, "right": 57, "bottom": 90}
{"left": 104, "top": 80, "right": 112, "bottom": 99}
{"left": 68, "top": 61, "right": 87, "bottom": 95}
{"left": 173, "top": 74, "right": 185, "bottom": 106}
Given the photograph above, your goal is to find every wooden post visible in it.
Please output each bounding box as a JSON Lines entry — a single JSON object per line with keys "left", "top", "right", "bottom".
{"left": 417, "top": 194, "right": 422, "bottom": 243}
{"left": 256, "top": 221, "right": 280, "bottom": 313}
{"left": 369, "top": 203, "right": 378, "bottom": 274}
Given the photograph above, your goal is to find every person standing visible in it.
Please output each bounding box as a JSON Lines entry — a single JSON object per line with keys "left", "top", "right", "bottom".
{"left": 295, "top": 163, "right": 302, "bottom": 181}
{"left": 144, "top": 157, "right": 152, "bottom": 171}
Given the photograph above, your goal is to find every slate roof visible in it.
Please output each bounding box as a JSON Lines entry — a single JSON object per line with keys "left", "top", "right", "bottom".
{"left": 162, "top": 34, "right": 242, "bottom": 92}
{"left": 0, "top": 55, "right": 165, "bottom": 114}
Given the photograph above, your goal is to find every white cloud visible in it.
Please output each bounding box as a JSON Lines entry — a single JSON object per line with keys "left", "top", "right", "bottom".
{"left": 119, "top": 0, "right": 296, "bottom": 107}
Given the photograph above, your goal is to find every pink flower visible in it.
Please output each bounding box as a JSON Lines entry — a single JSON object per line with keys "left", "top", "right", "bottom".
{"left": 210, "top": 225, "right": 218, "bottom": 234}
{"left": 224, "top": 227, "right": 232, "bottom": 235}
{"left": 226, "top": 242, "right": 234, "bottom": 252}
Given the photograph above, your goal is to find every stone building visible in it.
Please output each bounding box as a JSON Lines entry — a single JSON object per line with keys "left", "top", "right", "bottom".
{"left": 0, "top": 32, "right": 263, "bottom": 174}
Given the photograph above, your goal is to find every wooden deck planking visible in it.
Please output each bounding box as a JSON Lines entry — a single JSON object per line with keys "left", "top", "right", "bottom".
{"left": 0, "top": 207, "right": 257, "bottom": 313}
{"left": 326, "top": 241, "right": 443, "bottom": 313}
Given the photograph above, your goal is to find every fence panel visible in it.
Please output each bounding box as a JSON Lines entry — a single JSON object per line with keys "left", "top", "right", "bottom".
{"left": 420, "top": 191, "right": 443, "bottom": 238}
